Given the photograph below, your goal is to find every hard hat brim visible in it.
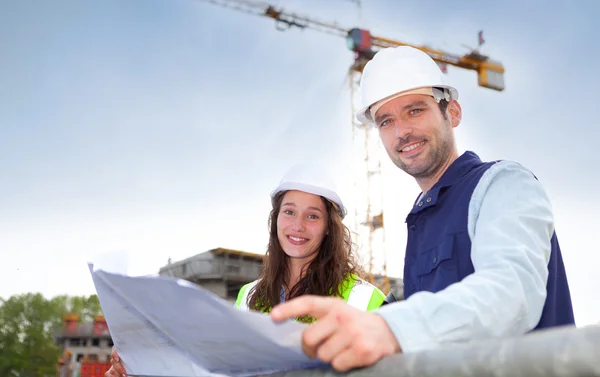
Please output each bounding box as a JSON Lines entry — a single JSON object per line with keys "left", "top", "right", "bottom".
{"left": 356, "top": 85, "right": 459, "bottom": 126}
{"left": 271, "top": 182, "right": 347, "bottom": 219}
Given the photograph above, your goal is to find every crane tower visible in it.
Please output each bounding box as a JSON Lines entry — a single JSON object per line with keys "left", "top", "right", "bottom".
{"left": 198, "top": 0, "right": 505, "bottom": 294}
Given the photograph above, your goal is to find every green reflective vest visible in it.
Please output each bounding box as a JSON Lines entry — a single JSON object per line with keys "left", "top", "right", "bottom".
{"left": 235, "top": 274, "right": 386, "bottom": 313}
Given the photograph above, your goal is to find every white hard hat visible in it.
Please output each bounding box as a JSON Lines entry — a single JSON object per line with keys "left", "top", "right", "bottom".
{"left": 271, "top": 163, "right": 347, "bottom": 219}
{"left": 356, "top": 46, "right": 459, "bottom": 125}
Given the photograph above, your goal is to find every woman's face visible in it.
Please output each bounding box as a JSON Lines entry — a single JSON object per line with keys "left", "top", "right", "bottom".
{"left": 276, "top": 190, "right": 329, "bottom": 262}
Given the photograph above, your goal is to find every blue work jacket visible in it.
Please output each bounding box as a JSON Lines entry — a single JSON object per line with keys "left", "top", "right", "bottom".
{"left": 378, "top": 151, "right": 575, "bottom": 353}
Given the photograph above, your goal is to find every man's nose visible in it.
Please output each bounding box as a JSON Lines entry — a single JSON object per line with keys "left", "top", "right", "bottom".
{"left": 394, "top": 119, "right": 413, "bottom": 139}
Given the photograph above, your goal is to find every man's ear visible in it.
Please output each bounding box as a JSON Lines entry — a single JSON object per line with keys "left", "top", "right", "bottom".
{"left": 448, "top": 100, "right": 462, "bottom": 129}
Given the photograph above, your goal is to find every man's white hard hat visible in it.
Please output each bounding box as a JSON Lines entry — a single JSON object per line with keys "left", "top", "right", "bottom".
{"left": 271, "top": 163, "right": 347, "bottom": 219}
{"left": 356, "top": 46, "right": 459, "bottom": 125}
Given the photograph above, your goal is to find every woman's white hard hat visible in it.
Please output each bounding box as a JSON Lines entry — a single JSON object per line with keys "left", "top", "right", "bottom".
{"left": 271, "top": 163, "right": 347, "bottom": 219}
{"left": 356, "top": 46, "right": 459, "bottom": 125}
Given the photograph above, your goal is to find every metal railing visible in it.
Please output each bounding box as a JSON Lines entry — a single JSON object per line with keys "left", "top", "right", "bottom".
{"left": 260, "top": 324, "right": 600, "bottom": 377}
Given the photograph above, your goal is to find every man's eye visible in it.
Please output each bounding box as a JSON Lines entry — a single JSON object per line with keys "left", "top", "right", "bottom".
{"left": 410, "top": 109, "right": 423, "bottom": 116}
{"left": 378, "top": 119, "right": 392, "bottom": 128}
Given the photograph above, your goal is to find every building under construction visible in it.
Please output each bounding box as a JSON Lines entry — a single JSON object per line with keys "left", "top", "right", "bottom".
{"left": 54, "top": 315, "right": 113, "bottom": 377}
{"left": 158, "top": 247, "right": 404, "bottom": 302}
{"left": 159, "top": 247, "right": 264, "bottom": 303}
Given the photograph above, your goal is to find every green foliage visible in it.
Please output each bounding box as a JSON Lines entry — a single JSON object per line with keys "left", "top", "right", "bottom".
{"left": 0, "top": 293, "right": 103, "bottom": 377}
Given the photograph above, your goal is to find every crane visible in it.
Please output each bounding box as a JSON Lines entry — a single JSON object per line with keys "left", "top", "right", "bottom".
{"left": 198, "top": 0, "right": 505, "bottom": 295}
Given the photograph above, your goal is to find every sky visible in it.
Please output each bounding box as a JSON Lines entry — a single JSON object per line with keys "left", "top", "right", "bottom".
{"left": 1, "top": 0, "right": 598, "bottom": 326}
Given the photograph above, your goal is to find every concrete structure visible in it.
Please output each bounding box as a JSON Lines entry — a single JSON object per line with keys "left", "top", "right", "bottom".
{"left": 158, "top": 247, "right": 404, "bottom": 303}
{"left": 54, "top": 314, "right": 113, "bottom": 377}
{"left": 158, "top": 248, "right": 264, "bottom": 304}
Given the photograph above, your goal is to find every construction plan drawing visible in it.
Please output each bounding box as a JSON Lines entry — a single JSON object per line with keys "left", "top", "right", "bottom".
{"left": 88, "top": 264, "right": 327, "bottom": 377}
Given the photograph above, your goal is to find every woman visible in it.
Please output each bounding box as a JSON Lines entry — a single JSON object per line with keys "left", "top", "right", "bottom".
{"left": 105, "top": 164, "right": 386, "bottom": 377}
{"left": 235, "top": 163, "right": 386, "bottom": 318}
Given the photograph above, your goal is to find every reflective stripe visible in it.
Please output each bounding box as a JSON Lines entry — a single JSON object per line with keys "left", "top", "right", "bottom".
{"left": 346, "top": 279, "right": 377, "bottom": 311}
{"left": 235, "top": 277, "right": 385, "bottom": 312}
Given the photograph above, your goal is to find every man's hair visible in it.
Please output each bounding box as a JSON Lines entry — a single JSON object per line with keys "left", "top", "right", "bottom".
{"left": 438, "top": 99, "right": 449, "bottom": 117}
{"left": 433, "top": 87, "right": 449, "bottom": 118}
{"left": 247, "top": 191, "right": 364, "bottom": 319}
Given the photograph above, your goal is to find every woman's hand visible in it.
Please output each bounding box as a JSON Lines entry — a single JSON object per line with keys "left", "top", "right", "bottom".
{"left": 105, "top": 346, "right": 127, "bottom": 377}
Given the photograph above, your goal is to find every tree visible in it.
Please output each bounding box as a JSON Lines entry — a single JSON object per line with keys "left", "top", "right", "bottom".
{"left": 0, "top": 293, "right": 103, "bottom": 377}
{"left": 50, "top": 294, "right": 103, "bottom": 325}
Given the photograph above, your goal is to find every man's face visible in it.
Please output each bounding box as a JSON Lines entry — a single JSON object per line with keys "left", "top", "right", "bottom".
{"left": 374, "top": 94, "right": 460, "bottom": 180}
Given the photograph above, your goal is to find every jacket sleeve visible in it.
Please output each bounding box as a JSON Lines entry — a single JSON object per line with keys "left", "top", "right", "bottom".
{"left": 376, "top": 161, "right": 553, "bottom": 353}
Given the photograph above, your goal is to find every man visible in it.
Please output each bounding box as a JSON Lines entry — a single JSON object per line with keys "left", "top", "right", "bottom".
{"left": 270, "top": 46, "right": 575, "bottom": 371}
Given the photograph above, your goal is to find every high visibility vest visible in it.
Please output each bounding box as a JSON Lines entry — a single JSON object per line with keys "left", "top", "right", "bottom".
{"left": 235, "top": 274, "right": 386, "bottom": 312}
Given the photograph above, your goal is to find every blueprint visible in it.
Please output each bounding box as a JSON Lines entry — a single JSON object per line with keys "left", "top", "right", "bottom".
{"left": 88, "top": 263, "right": 327, "bottom": 377}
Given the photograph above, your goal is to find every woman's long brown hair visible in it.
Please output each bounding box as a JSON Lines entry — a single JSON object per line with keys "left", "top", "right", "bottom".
{"left": 247, "top": 191, "right": 363, "bottom": 315}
